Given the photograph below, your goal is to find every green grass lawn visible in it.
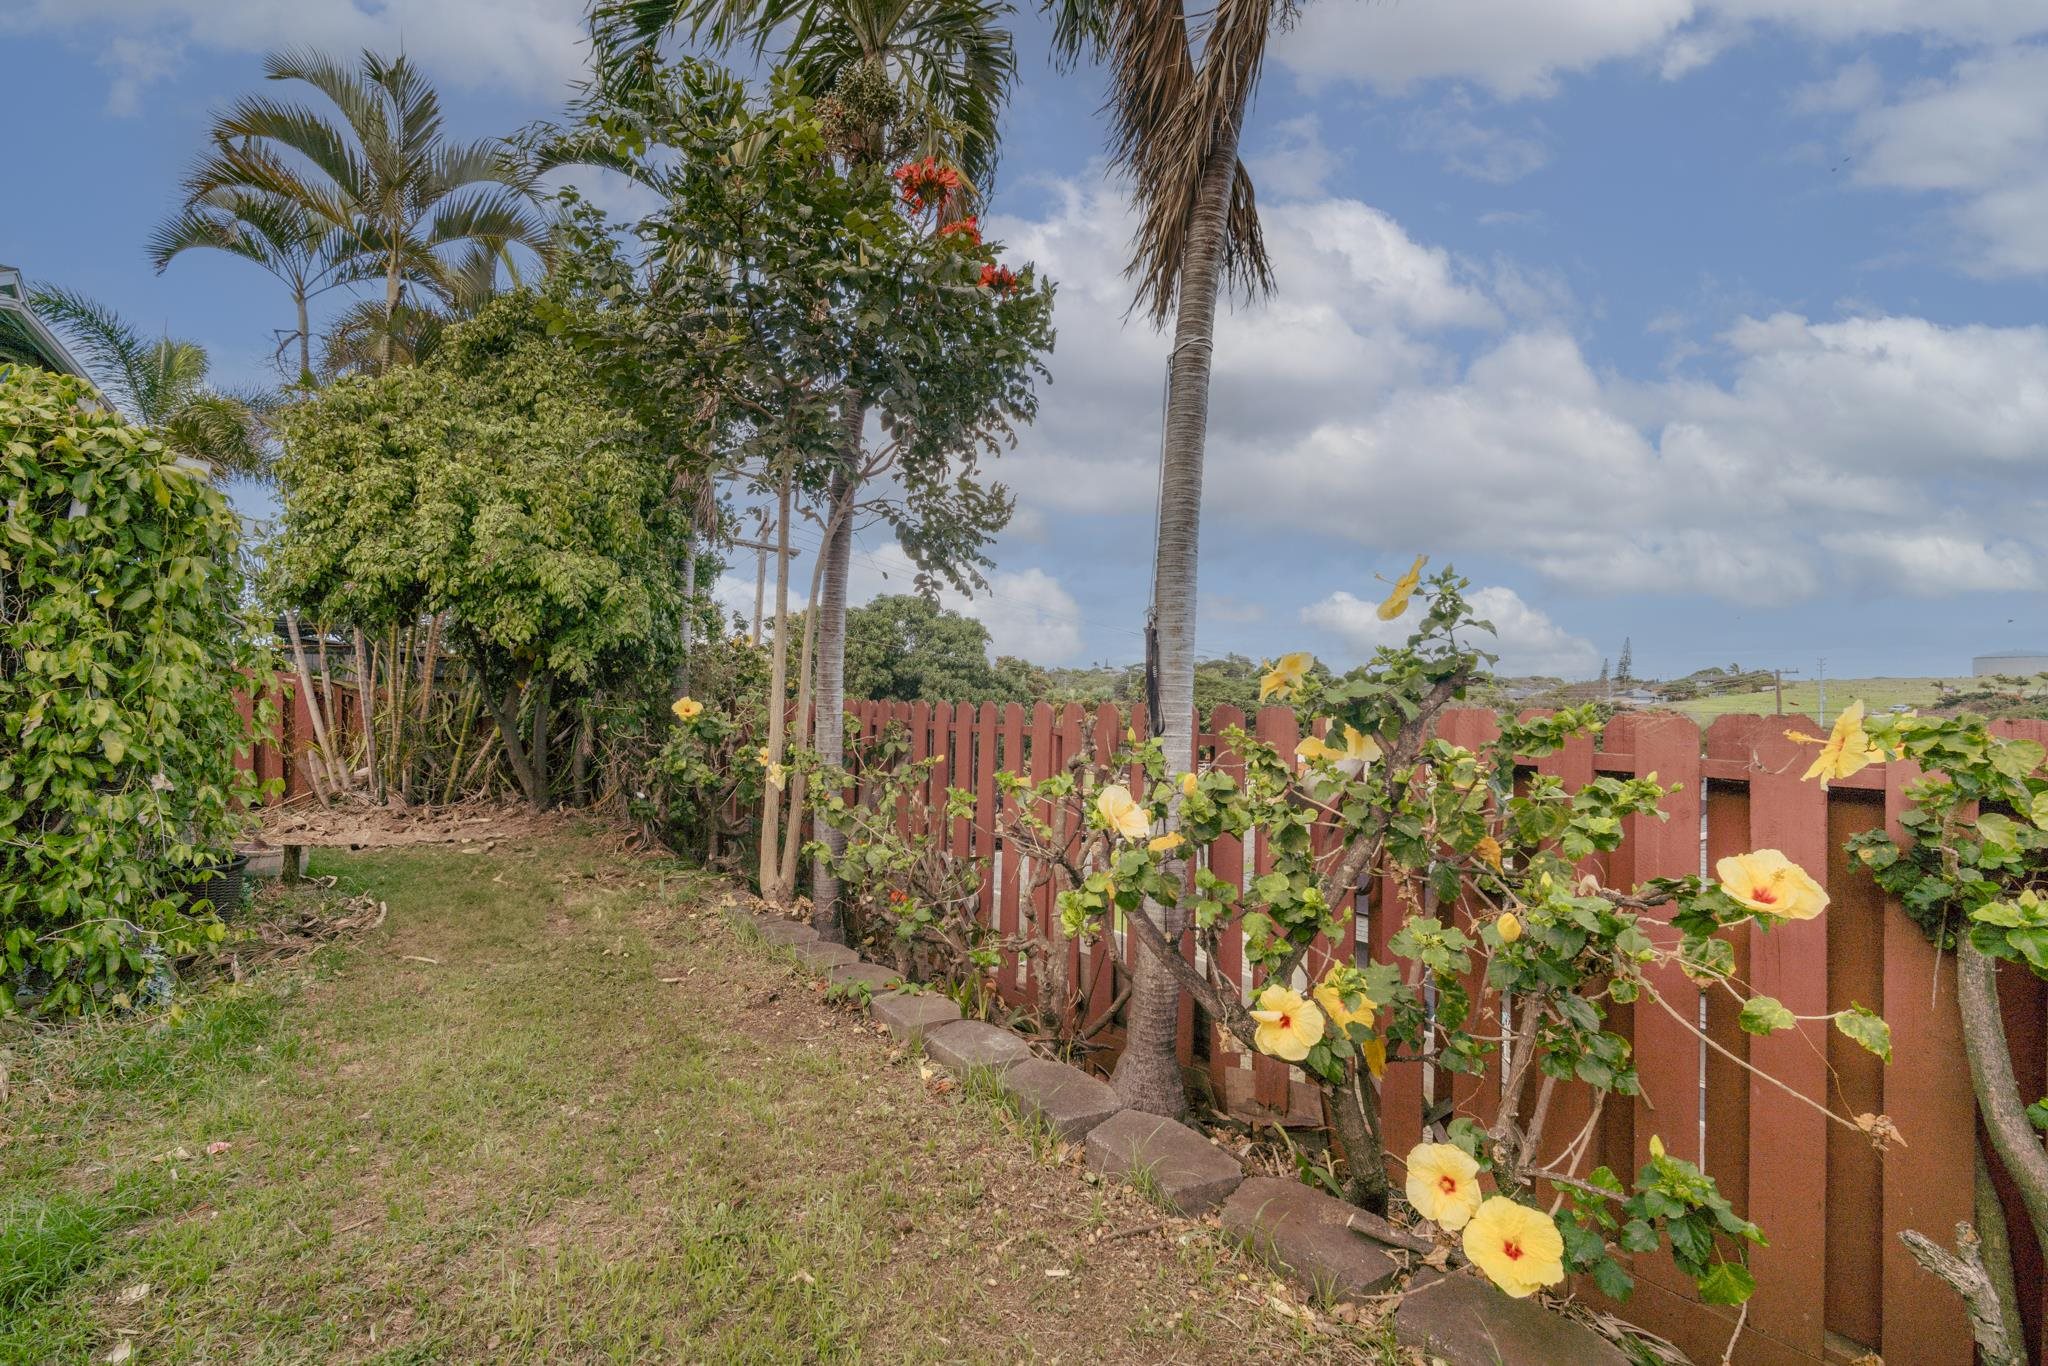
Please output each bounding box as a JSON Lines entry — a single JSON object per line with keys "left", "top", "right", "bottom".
{"left": 1, "top": 830, "right": 1400, "bottom": 1364}
{"left": 1665, "top": 676, "right": 1967, "bottom": 725}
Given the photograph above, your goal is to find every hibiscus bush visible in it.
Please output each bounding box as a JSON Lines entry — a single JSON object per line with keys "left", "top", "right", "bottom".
{"left": 1844, "top": 709, "right": 2048, "bottom": 1361}
{"left": 1009, "top": 562, "right": 1892, "bottom": 1308}
{"left": 1, "top": 365, "right": 271, "bottom": 1015}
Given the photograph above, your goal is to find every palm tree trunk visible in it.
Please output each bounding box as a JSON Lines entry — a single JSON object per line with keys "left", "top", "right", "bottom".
{"left": 776, "top": 482, "right": 853, "bottom": 896}
{"left": 758, "top": 472, "right": 794, "bottom": 897}
{"left": 381, "top": 245, "right": 401, "bottom": 374}
{"left": 295, "top": 286, "right": 312, "bottom": 385}
{"left": 810, "top": 397, "right": 864, "bottom": 944}
{"left": 1110, "top": 102, "right": 1247, "bottom": 1118}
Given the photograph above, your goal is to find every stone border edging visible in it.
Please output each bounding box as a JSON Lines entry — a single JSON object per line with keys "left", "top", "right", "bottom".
{"left": 720, "top": 896, "right": 1641, "bottom": 1366}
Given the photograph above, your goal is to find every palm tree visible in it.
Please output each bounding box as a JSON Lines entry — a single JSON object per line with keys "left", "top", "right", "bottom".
{"left": 593, "top": 0, "right": 1014, "bottom": 188}
{"left": 592, "top": 0, "right": 1017, "bottom": 940}
{"left": 174, "top": 48, "right": 551, "bottom": 375}
{"left": 1049, "top": 0, "right": 1279, "bottom": 1116}
{"left": 148, "top": 187, "right": 350, "bottom": 385}
{"left": 28, "top": 285, "right": 271, "bottom": 478}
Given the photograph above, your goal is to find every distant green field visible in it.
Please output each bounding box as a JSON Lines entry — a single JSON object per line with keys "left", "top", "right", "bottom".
{"left": 1666, "top": 677, "right": 1968, "bottom": 724}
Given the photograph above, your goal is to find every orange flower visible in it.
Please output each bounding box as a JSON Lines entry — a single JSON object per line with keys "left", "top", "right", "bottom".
{"left": 938, "top": 215, "right": 981, "bottom": 245}
{"left": 892, "top": 156, "right": 961, "bottom": 212}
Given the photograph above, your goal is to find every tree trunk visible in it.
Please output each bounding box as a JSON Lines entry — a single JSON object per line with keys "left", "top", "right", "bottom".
{"left": 777, "top": 485, "right": 850, "bottom": 899}
{"left": 354, "top": 627, "right": 384, "bottom": 803}
{"left": 482, "top": 679, "right": 546, "bottom": 809}
{"left": 758, "top": 472, "right": 794, "bottom": 898}
{"left": 1110, "top": 100, "right": 1247, "bottom": 1118}
{"left": 381, "top": 246, "right": 401, "bottom": 374}
{"left": 1957, "top": 936, "right": 2048, "bottom": 1247}
{"left": 810, "top": 398, "right": 864, "bottom": 944}
{"left": 295, "top": 287, "right": 312, "bottom": 386}
{"left": 529, "top": 674, "right": 553, "bottom": 811}
{"left": 677, "top": 495, "right": 701, "bottom": 694}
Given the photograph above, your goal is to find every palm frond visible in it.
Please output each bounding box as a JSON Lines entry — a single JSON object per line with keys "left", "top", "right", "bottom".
{"left": 26, "top": 284, "right": 151, "bottom": 417}
{"left": 158, "top": 390, "right": 271, "bottom": 478}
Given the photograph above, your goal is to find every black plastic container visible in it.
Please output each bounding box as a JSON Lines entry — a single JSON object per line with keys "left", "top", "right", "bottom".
{"left": 186, "top": 853, "right": 250, "bottom": 917}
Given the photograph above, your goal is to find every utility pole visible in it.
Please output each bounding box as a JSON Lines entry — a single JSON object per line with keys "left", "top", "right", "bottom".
{"left": 1816, "top": 658, "right": 1827, "bottom": 726}
{"left": 1773, "top": 668, "right": 1801, "bottom": 716}
{"left": 731, "top": 535, "right": 793, "bottom": 647}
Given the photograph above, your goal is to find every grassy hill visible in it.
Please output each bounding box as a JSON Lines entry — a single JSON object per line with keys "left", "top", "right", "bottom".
{"left": 1665, "top": 677, "right": 1968, "bottom": 724}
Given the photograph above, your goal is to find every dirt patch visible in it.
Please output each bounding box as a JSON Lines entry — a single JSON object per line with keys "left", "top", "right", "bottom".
{"left": 255, "top": 798, "right": 587, "bottom": 851}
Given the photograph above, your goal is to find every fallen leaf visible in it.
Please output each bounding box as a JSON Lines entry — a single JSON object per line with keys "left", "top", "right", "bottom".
{"left": 205, "top": 1141, "right": 231, "bottom": 1156}
{"left": 1043, "top": 1268, "right": 1070, "bottom": 1279}
{"left": 116, "top": 1283, "right": 150, "bottom": 1305}
{"left": 106, "top": 1344, "right": 133, "bottom": 1364}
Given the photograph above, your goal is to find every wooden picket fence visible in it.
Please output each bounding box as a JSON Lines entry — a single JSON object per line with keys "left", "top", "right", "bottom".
{"left": 845, "top": 697, "right": 2048, "bottom": 1366}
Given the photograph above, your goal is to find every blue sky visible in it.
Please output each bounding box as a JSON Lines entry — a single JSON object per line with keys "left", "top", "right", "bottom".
{"left": 6, "top": 1, "right": 2047, "bottom": 680}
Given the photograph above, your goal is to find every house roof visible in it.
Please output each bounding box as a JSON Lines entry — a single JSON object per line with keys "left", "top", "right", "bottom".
{"left": 0, "top": 265, "right": 96, "bottom": 380}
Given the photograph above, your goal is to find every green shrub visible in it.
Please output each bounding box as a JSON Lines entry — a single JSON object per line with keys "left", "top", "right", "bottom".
{"left": 0, "top": 365, "right": 269, "bottom": 1014}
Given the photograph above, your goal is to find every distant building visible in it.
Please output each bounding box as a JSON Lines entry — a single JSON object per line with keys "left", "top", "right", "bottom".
{"left": 1973, "top": 651, "right": 2048, "bottom": 677}
{"left": 0, "top": 265, "right": 94, "bottom": 378}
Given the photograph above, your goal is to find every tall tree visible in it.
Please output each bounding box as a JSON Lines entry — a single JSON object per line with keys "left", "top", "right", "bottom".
{"left": 1050, "top": 0, "right": 1278, "bottom": 1114}
{"left": 148, "top": 187, "right": 349, "bottom": 385}
{"left": 29, "top": 285, "right": 271, "bottom": 478}
{"left": 174, "top": 48, "right": 551, "bottom": 376}
{"left": 592, "top": 0, "right": 1019, "bottom": 931}
{"left": 845, "top": 594, "right": 1001, "bottom": 701}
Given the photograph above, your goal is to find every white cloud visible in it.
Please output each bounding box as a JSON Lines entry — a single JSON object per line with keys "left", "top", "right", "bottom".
{"left": 990, "top": 175, "right": 2048, "bottom": 611}
{"left": 1303, "top": 586, "right": 1601, "bottom": 677}
{"left": 1275, "top": 0, "right": 1695, "bottom": 99}
{"left": 956, "top": 569, "right": 1085, "bottom": 664}
{"left": 1843, "top": 42, "right": 2048, "bottom": 275}
{"left": 4, "top": 0, "right": 591, "bottom": 108}
{"left": 1270, "top": 1, "right": 2047, "bottom": 100}
{"left": 1250, "top": 116, "right": 1338, "bottom": 200}
{"left": 1402, "top": 107, "right": 1553, "bottom": 184}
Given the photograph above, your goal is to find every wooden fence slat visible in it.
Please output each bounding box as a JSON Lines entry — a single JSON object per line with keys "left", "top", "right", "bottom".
{"left": 1207, "top": 706, "right": 1249, "bottom": 1099}
{"left": 1251, "top": 705, "right": 1299, "bottom": 1111}
{"left": 998, "top": 702, "right": 1026, "bottom": 998}
{"left": 1738, "top": 715, "right": 1830, "bottom": 1360}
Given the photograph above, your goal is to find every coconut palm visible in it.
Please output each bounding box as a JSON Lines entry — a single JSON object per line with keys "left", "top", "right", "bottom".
{"left": 148, "top": 187, "right": 350, "bottom": 385}
{"left": 28, "top": 285, "right": 271, "bottom": 478}
{"left": 1049, "top": 0, "right": 1279, "bottom": 1116}
{"left": 592, "top": 0, "right": 1018, "bottom": 939}
{"left": 174, "top": 48, "right": 552, "bottom": 375}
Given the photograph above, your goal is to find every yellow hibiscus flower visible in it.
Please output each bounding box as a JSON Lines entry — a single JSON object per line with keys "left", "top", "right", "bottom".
{"left": 1148, "top": 831, "right": 1186, "bottom": 854}
{"left": 1376, "top": 554, "right": 1428, "bottom": 621}
{"left": 1716, "top": 849, "right": 1829, "bottom": 921}
{"left": 1404, "top": 1142, "right": 1482, "bottom": 1231}
{"left": 1180, "top": 770, "right": 1200, "bottom": 797}
{"left": 671, "top": 696, "right": 704, "bottom": 723}
{"left": 1333, "top": 725, "right": 1381, "bottom": 777}
{"left": 1787, "top": 699, "right": 1882, "bottom": 786}
{"left": 1462, "top": 1196, "right": 1566, "bottom": 1298}
{"left": 1096, "top": 784, "right": 1152, "bottom": 841}
{"left": 1249, "top": 985, "right": 1325, "bottom": 1062}
{"left": 1496, "top": 911, "right": 1523, "bottom": 943}
{"left": 765, "top": 761, "right": 787, "bottom": 790}
{"left": 1315, "top": 979, "right": 1384, "bottom": 1076}
{"left": 1259, "top": 652, "right": 1315, "bottom": 702}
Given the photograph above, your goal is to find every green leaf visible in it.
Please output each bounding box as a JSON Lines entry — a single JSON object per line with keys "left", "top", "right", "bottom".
{"left": 1738, "top": 996, "right": 1795, "bottom": 1035}
{"left": 1696, "top": 1261, "right": 1756, "bottom": 1306}
{"left": 1590, "top": 1256, "right": 1635, "bottom": 1301}
{"left": 1833, "top": 1003, "right": 1892, "bottom": 1063}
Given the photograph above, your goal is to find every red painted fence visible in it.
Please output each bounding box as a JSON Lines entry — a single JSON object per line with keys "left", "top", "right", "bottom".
{"left": 844, "top": 698, "right": 2048, "bottom": 1366}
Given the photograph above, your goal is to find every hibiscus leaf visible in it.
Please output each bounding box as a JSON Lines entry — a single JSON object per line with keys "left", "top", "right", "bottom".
{"left": 1590, "top": 1256, "right": 1635, "bottom": 1302}
{"left": 1696, "top": 1260, "right": 1756, "bottom": 1306}
{"left": 1833, "top": 1003, "right": 1892, "bottom": 1063}
{"left": 1738, "top": 996, "right": 1795, "bottom": 1035}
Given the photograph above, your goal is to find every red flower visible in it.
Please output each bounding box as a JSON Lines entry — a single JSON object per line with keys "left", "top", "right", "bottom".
{"left": 892, "top": 156, "right": 961, "bottom": 212}
{"left": 939, "top": 215, "right": 981, "bottom": 245}
{"left": 978, "top": 263, "right": 1018, "bottom": 294}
